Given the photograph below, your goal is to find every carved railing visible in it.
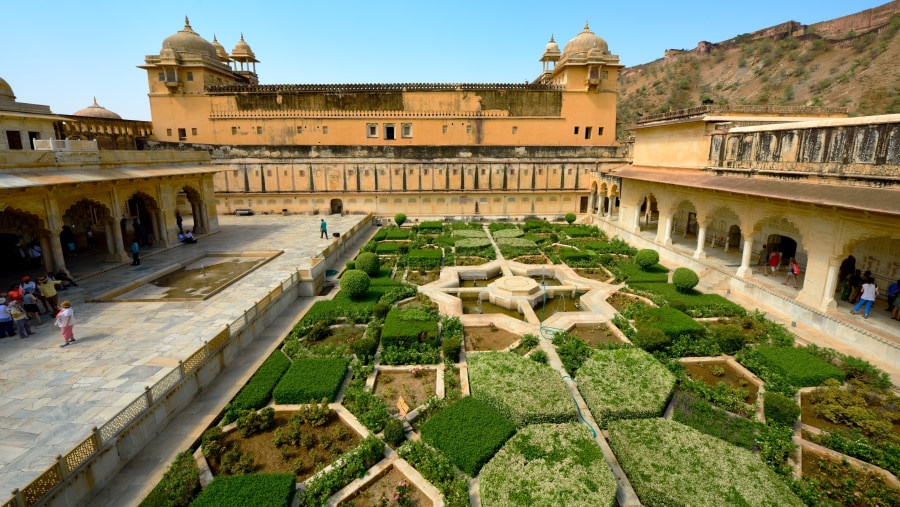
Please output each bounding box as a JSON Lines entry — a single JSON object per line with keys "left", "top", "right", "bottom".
{"left": 207, "top": 82, "right": 564, "bottom": 93}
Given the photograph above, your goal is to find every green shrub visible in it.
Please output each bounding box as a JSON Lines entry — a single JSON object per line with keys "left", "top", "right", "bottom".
{"left": 618, "top": 263, "right": 669, "bottom": 283}
{"left": 372, "top": 302, "right": 390, "bottom": 320}
{"left": 299, "top": 436, "right": 385, "bottom": 507}
{"left": 201, "top": 426, "right": 226, "bottom": 460}
{"left": 442, "top": 335, "right": 461, "bottom": 362}
{"left": 273, "top": 358, "right": 349, "bottom": 404}
{"left": 383, "top": 417, "right": 405, "bottom": 446}
{"left": 421, "top": 397, "right": 516, "bottom": 476}
{"left": 551, "top": 331, "right": 592, "bottom": 375}
{"left": 712, "top": 324, "right": 747, "bottom": 355}
{"left": 381, "top": 308, "right": 439, "bottom": 348}
{"left": 519, "top": 333, "right": 539, "bottom": 350}
{"left": 235, "top": 407, "right": 276, "bottom": 437}
{"left": 190, "top": 473, "right": 295, "bottom": 507}
{"left": 564, "top": 213, "right": 576, "bottom": 224}
{"left": 631, "top": 327, "right": 671, "bottom": 353}
{"left": 764, "top": 391, "right": 800, "bottom": 426}
{"left": 223, "top": 350, "right": 290, "bottom": 423}
{"left": 342, "top": 386, "right": 390, "bottom": 432}
{"left": 634, "top": 307, "right": 706, "bottom": 340}
{"left": 375, "top": 242, "right": 401, "bottom": 254}
{"left": 559, "top": 249, "right": 599, "bottom": 267}
{"left": 394, "top": 213, "right": 407, "bottom": 226}
{"left": 672, "top": 267, "right": 699, "bottom": 292}
{"left": 385, "top": 229, "right": 410, "bottom": 240}
{"left": 671, "top": 391, "right": 761, "bottom": 450}
{"left": 339, "top": 269, "right": 370, "bottom": 299}
{"left": 397, "top": 441, "right": 470, "bottom": 507}
{"left": 753, "top": 346, "right": 846, "bottom": 387}
{"left": 629, "top": 283, "right": 745, "bottom": 318}
{"left": 355, "top": 252, "right": 380, "bottom": 276}
{"left": 139, "top": 450, "right": 200, "bottom": 507}
{"left": 418, "top": 221, "right": 443, "bottom": 234}
{"left": 345, "top": 260, "right": 356, "bottom": 270}
{"left": 635, "top": 249, "right": 660, "bottom": 270}
{"left": 408, "top": 248, "right": 443, "bottom": 270}
{"left": 530, "top": 350, "right": 549, "bottom": 364}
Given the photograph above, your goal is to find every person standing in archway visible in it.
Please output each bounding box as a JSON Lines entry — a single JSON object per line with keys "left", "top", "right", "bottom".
{"left": 767, "top": 248, "right": 780, "bottom": 276}
{"left": 175, "top": 211, "right": 183, "bottom": 233}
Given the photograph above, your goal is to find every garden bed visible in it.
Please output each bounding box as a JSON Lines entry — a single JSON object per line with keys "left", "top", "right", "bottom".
{"left": 572, "top": 267, "right": 611, "bottom": 281}
{"left": 340, "top": 465, "right": 432, "bottom": 507}
{"left": 406, "top": 268, "right": 441, "bottom": 286}
{"left": 464, "top": 326, "right": 521, "bottom": 351}
{"left": 683, "top": 360, "right": 759, "bottom": 404}
{"left": 567, "top": 323, "right": 625, "bottom": 346}
{"left": 800, "top": 447, "right": 900, "bottom": 506}
{"left": 374, "top": 369, "right": 437, "bottom": 417}
{"left": 211, "top": 412, "right": 361, "bottom": 481}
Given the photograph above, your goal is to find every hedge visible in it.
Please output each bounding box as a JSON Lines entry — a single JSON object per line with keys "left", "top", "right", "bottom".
{"left": 618, "top": 262, "right": 669, "bottom": 283}
{"left": 408, "top": 248, "right": 443, "bottom": 270}
{"left": 523, "top": 220, "right": 554, "bottom": 233}
{"left": 559, "top": 248, "right": 599, "bottom": 267}
{"left": 397, "top": 441, "right": 470, "bottom": 507}
{"left": 752, "top": 346, "right": 846, "bottom": 387}
{"left": 375, "top": 242, "right": 402, "bottom": 254}
{"left": 418, "top": 221, "right": 444, "bottom": 234}
{"left": 629, "top": 283, "right": 745, "bottom": 317}
{"left": 453, "top": 229, "right": 488, "bottom": 238}
{"left": 224, "top": 350, "right": 291, "bottom": 423}
{"left": 381, "top": 308, "right": 439, "bottom": 348}
{"left": 190, "top": 473, "right": 295, "bottom": 507}
{"left": 490, "top": 228, "right": 524, "bottom": 239}
{"left": 385, "top": 229, "right": 410, "bottom": 240}
{"left": 139, "top": 450, "right": 200, "bottom": 507}
{"left": 562, "top": 225, "right": 601, "bottom": 238}
{"left": 421, "top": 396, "right": 516, "bottom": 476}
{"left": 634, "top": 307, "right": 706, "bottom": 340}
{"left": 273, "top": 358, "right": 349, "bottom": 404}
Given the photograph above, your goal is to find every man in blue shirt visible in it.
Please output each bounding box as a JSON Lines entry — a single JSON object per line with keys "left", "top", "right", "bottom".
{"left": 887, "top": 279, "right": 900, "bottom": 312}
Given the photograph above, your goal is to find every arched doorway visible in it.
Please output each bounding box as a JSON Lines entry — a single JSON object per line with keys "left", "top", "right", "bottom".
{"left": 639, "top": 194, "right": 658, "bottom": 232}
{"left": 178, "top": 185, "right": 207, "bottom": 235}
{"left": 124, "top": 192, "right": 160, "bottom": 247}
{"left": 330, "top": 198, "right": 343, "bottom": 215}
{"left": 0, "top": 208, "right": 49, "bottom": 279}
{"left": 62, "top": 199, "right": 112, "bottom": 255}
{"left": 728, "top": 225, "right": 742, "bottom": 251}
{"left": 766, "top": 234, "right": 798, "bottom": 268}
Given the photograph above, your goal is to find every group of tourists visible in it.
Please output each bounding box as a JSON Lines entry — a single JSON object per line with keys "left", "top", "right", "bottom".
{"left": 0, "top": 271, "right": 78, "bottom": 347}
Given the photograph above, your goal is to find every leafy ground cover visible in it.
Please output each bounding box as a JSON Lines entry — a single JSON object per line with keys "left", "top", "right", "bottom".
{"left": 190, "top": 473, "right": 295, "bottom": 507}
{"left": 633, "top": 306, "right": 705, "bottom": 340}
{"left": 397, "top": 441, "right": 470, "bottom": 507}
{"left": 420, "top": 396, "right": 516, "bottom": 476}
{"left": 479, "top": 423, "right": 617, "bottom": 507}
{"left": 224, "top": 350, "right": 291, "bottom": 423}
{"left": 467, "top": 351, "right": 576, "bottom": 427}
{"left": 670, "top": 390, "right": 760, "bottom": 450}
{"left": 796, "top": 448, "right": 900, "bottom": 507}
{"left": 272, "top": 358, "right": 349, "bottom": 404}
{"left": 608, "top": 418, "right": 804, "bottom": 506}
{"left": 576, "top": 348, "right": 675, "bottom": 428}
{"left": 616, "top": 262, "right": 669, "bottom": 283}
{"left": 745, "top": 346, "right": 846, "bottom": 388}
{"left": 299, "top": 436, "right": 386, "bottom": 507}
{"left": 628, "top": 283, "right": 745, "bottom": 317}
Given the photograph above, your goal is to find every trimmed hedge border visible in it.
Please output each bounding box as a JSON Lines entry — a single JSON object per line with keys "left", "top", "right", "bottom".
{"left": 190, "top": 473, "right": 295, "bottom": 507}
{"left": 272, "top": 358, "right": 349, "bottom": 404}
{"left": 421, "top": 396, "right": 516, "bottom": 476}
{"left": 224, "top": 350, "right": 291, "bottom": 423}
{"left": 752, "top": 346, "right": 846, "bottom": 387}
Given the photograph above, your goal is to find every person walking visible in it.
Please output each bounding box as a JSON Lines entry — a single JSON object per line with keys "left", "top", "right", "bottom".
{"left": 767, "top": 249, "right": 780, "bottom": 276}
{"left": 851, "top": 277, "right": 879, "bottom": 320}
{"left": 131, "top": 241, "right": 141, "bottom": 266}
{"left": 886, "top": 279, "right": 900, "bottom": 312}
{"left": 56, "top": 300, "right": 76, "bottom": 347}
{"left": 22, "top": 290, "right": 42, "bottom": 324}
{"left": 8, "top": 299, "right": 33, "bottom": 338}
{"left": 783, "top": 258, "right": 800, "bottom": 288}
{"left": 757, "top": 244, "right": 768, "bottom": 274}
{"left": 0, "top": 298, "right": 14, "bottom": 338}
{"left": 175, "top": 211, "right": 184, "bottom": 233}
{"left": 320, "top": 218, "right": 328, "bottom": 239}
{"left": 38, "top": 276, "right": 62, "bottom": 315}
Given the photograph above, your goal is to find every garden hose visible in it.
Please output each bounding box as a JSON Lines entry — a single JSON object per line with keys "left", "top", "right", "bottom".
{"left": 561, "top": 374, "right": 597, "bottom": 439}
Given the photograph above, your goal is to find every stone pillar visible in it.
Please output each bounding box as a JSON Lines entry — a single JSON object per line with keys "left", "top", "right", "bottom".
{"left": 49, "top": 231, "right": 66, "bottom": 273}
{"left": 39, "top": 235, "right": 54, "bottom": 273}
{"left": 150, "top": 212, "right": 160, "bottom": 246}
{"left": 819, "top": 258, "right": 841, "bottom": 310}
{"left": 103, "top": 221, "right": 115, "bottom": 256}
{"left": 198, "top": 204, "right": 209, "bottom": 234}
{"left": 587, "top": 193, "right": 595, "bottom": 215}
{"left": 694, "top": 225, "right": 707, "bottom": 259}
{"left": 632, "top": 206, "right": 642, "bottom": 232}
{"left": 663, "top": 214, "right": 673, "bottom": 245}
{"left": 607, "top": 196, "right": 613, "bottom": 217}
{"left": 736, "top": 235, "right": 754, "bottom": 278}
{"left": 108, "top": 221, "right": 129, "bottom": 262}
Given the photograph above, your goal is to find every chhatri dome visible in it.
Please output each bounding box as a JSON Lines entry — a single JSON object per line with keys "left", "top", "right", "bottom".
{"left": 563, "top": 21, "right": 609, "bottom": 57}
{"left": 231, "top": 33, "right": 257, "bottom": 61}
{"left": 211, "top": 35, "right": 231, "bottom": 62}
{"left": 73, "top": 98, "right": 122, "bottom": 120}
{"left": 161, "top": 16, "right": 218, "bottom": 59}
{"left": 0, "top": 75, "right": 15, "bottom": 101}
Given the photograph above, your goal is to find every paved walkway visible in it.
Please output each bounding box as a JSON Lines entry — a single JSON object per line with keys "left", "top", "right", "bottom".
{"left": 0, "top": 214, "right": 365, "bottom": 497}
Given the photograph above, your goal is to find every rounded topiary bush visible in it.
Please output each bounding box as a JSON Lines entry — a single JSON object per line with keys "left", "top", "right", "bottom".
{"left": 713, "top": 324, "right": 746, "bottom": 355}
{"left": 565, "top": 212, "right": 576, "bottom": 224}
{"left": 631, "top": 327, "right": 671, "bottom": 353}
{"left": 340, "top": 269, "right": 370, "bottom": 299}
{"left": 635, "top": 249, "right": 660, "bottom": 270}
{"left": 345, "top": 260, "right": 356, "bottom": 270}
{"left": 672, "top": 267, "right": 700, "bottom": 292}
{"left": 356, "top": 252, "right": 380, "bottom": 277}
{"left": 394, "top": 213, "right": 407, "bottom": 227}
{"left": 383, "top": 417, "right": 405, "bottom": 446}
{"left": 764, "top": 391, "right": 800, "bottom": 426}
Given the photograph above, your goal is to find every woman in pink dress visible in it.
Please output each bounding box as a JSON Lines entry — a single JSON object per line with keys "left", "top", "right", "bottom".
{"left": 56, "top": 300, "right": 76, "bottom": 347}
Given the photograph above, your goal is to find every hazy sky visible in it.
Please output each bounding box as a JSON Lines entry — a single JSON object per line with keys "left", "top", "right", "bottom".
{"left": 2, "top": 0, "right": 887, "bottom": 120}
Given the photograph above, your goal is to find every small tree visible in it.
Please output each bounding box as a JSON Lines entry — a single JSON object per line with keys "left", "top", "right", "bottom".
{"left": 672, "top": 267, "right": 699, "bottom": 292}
{"left": 631, "top": 327, "right": 671, "bottom": 353}
{"left": 394, "top": 213, "right": 407, "bottom": 227}
{"left": 564, "top": 212, "right": 576, "bottom": 224}
{"left": 356, "top": 252, "right": 381, "bottom": 277}
{"left": 634, "top": 249, "right": 660, "bottom": 270}
{"left": 340, "top": 269, "right": 370, "bottom": 299}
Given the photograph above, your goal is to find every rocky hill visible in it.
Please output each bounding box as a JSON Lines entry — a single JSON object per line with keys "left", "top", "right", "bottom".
{"left": 617, "top": 1, "right": 900, "bottom": 138}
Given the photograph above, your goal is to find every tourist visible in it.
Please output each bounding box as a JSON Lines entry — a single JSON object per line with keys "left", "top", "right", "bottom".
{"left": 848, "top": 269, "right": 863, "bottom": 303}
{"left": 175, "top": 211, "right": 183, "bottom": 233}
{"left": 60, "top": 226, "right": 76, "bottom": 257}
{"left": 851, "top": 277, "right": 879, "bottom": 320}
{"left": 27, "top": 241, "right": 42, "bottom": 266}
{"left": 86, "top": 227, "right": 96, "bottom": 252}
{"left": 56, "top": 300, "right": 76, "bottom": 347}
{"left": 886, "top": 279, "right": 900, "bottom": 312}
{"left": 320, "top": 218, "right": 328, "bottom": 239}
{"left": 0, "top": 298, "right": 13, "bottom": 338}
{"left": 20, "top": 275, "right": 36, "bottom": 295}
{"left": 757, "top": 244, "right": 768, "bottom": 274}
{"left": 131, "top": 241, "right": 141, "bottom": 266}
{"left": 783, "top": 258, "right": 800, "bottom": 288}
{"left": 22, "top": 290, "right": 42, "bottom": 324}
{"left": 7, "top": 284, "right": 22, "bottom": 303}
{"left": 838, "top": 254, "right": 856, "bottom": 284}
{"left": 767, "top": 249, "right": 779, "bottom": 276}
{"left": 8, "top": 299, "right": 33, "bottom": 338}
{"left": 38, "top": 276, "right": 62, "bottom": 315}
{"left": 52, "top": 269, "right": 78, "bottom": 288}
{"left": 182, "top": 230, "right": 197, "bottom": 244}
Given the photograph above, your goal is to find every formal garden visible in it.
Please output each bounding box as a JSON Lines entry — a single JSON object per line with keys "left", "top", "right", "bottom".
{"left": 139, "top": 215, "right": 900, "bottom": 507}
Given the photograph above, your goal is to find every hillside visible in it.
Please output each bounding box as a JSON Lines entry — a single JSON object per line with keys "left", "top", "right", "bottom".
{"left": 617, "top": 7, "right": 900, "bottom": 138}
